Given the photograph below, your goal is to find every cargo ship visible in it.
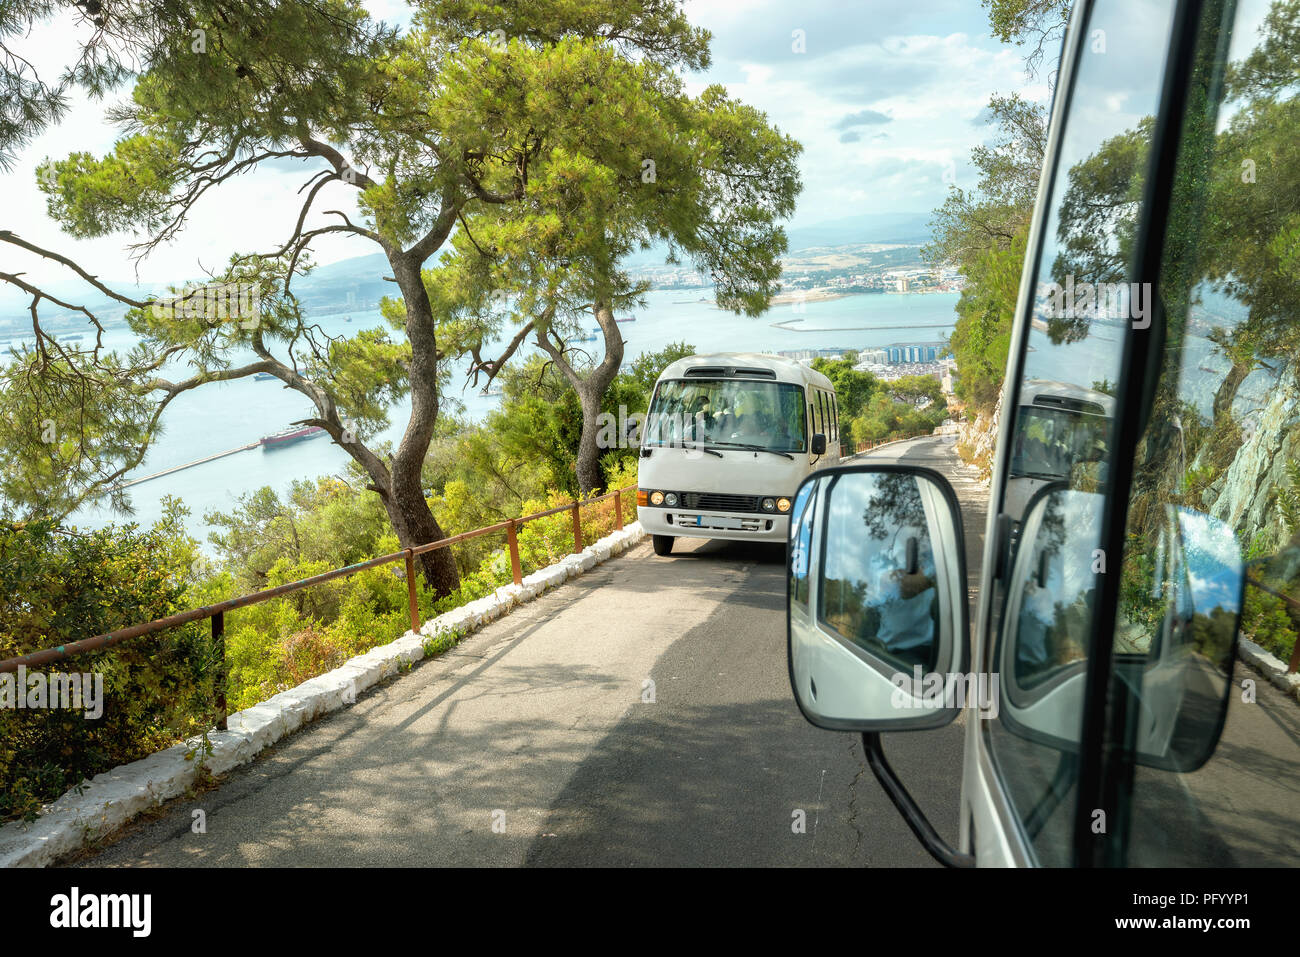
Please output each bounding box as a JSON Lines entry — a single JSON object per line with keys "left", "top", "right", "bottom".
{"left": 260, "top": 425, "right": 326, "bottom": 448}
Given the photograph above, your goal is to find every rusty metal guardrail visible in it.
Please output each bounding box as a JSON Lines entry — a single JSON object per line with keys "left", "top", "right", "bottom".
{"left": 0, "top": 484, "right": 638, "bottom": 727}
{"left": 840, "top": 430, "right": 933, "bottom": 459}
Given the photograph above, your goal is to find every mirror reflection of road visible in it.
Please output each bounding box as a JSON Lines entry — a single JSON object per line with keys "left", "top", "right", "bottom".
{"left": 75, "top": 436, "right": 973, "bottom": 868}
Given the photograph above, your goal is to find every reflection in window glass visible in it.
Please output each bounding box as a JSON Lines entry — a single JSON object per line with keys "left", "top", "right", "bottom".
{"left": 1110, "top": 0, "right": 1300, "bottom": 867}
{"left": 1011, "top": 490, "right": 1104, "bottom": 690}
{"left": 986, "top": 0, "right": 1177, "bottom": 868}
{"left": 818, "top": 473, "right": 939, "bottom": 673}
{"left": 790, "top": 481, "right": 817, "bottom": 608}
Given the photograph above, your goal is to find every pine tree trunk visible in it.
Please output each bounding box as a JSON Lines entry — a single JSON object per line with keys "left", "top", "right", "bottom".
{"left": 572, "top": 301, "right": 625, "bottom": 495}
{"left": 386, "top": 252, "right": 461, "bottom": 597}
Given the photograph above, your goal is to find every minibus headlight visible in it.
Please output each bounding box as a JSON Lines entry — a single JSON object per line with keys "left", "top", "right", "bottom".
{"left": 761, "top": 497, "right": 776, "bottom": 512}
{"left": 664, "top": 492, "right": 678, "bottom": 507}
{"left": 650, "top": 490, "right": 665, "bottom": 506}
{"left": 776, "top": 497, "right": 792, "bottom": 513}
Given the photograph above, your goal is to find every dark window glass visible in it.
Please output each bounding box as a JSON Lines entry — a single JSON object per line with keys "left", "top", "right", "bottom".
{"left": 985, "top": 0, "right": 1177, "bottom": 867}
{"left": 1107, "top": 0, "right": 1300, "bottom": 867}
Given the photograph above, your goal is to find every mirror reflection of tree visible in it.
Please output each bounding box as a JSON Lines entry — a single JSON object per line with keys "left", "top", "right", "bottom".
{"left": 860, "top": 473, "right": 928, "bottom": 543}
{"left": 819, "top": 474, "right": 937, "bottom": 672}
{"left": 1048, "top": 117, "right": 1154, "bottom": 345}
{"left": 1047, "top": 0, "right": 1300, "bottom": 666}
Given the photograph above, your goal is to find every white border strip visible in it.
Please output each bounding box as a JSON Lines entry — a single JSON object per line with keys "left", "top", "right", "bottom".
{"left": 1237, "top": 636, "right": 1300, "bottom": 701}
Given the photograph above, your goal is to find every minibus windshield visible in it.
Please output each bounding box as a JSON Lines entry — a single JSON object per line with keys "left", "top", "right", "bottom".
{"left": 644, "top": 379, "right": 807, "bottom": 453}
{"left": 1009, "top": 406, "right": 1109, "bottom": 481}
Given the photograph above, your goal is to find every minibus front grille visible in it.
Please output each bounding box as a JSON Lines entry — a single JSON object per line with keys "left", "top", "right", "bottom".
{"left": 682, "top": 492, "right": 763, "bottom": 512}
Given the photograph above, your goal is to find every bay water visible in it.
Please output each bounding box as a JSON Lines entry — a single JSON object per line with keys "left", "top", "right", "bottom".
{"left": 70, "top": 288, "right": 962, "bottom": 541}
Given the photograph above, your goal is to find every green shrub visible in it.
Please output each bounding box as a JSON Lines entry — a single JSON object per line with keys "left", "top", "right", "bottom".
{"left": 0, "top": 506, "right": 219, "bottom": 823}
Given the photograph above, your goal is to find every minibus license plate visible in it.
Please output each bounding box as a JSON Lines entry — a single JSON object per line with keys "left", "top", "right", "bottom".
{"left": 682, "top": 514, "right": 744, "bottom": 530}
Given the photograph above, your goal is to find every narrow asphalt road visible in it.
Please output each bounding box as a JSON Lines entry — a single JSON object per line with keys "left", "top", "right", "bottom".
{"left": 76, "top": 435, "right": 984, "bottom": 868}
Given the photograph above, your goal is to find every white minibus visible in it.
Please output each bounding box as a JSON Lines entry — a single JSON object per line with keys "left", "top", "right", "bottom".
{"left": 637, "top": 352, "right": 840, "bottom": 555}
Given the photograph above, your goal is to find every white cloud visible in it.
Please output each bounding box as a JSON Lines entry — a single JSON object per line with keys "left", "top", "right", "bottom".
{"left": 0, "top": 1, "right": 1050, "bottom": 290}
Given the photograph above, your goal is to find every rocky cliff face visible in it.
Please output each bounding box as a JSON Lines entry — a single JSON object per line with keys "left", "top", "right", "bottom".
{"left": 955, "top": 395, "right": 1001, "bottom": 484}
{"left": 1198, "top": 361, "right": 1300, "bottom": 551}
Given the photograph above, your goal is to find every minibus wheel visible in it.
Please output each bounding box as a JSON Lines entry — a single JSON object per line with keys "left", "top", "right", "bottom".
{"left": 652, "top": 534, "right": 675, "bottom": 556}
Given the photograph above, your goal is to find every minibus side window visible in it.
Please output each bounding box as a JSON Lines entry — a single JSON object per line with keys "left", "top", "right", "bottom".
{"left": 1105, "top": 0, "right": 1300, "bottom": 867}
{"left": 984, "top": 0, "right": 1177, "bottom": 867}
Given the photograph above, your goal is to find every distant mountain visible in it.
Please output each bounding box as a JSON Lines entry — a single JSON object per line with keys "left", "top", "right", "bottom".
{"left": 0, "top": 251, "right": 395, "bottom": 325}
{"left": 615, "top": 212, "right": 933, "bottom": 271}
{"left": 288, "top": 252, "right": 392, "bottom": 314}
{"left": 0, "top": 212, "right": 934, "bottom": 324}
{"left": 785, "top": 213, "right": 933, "bottom": 250}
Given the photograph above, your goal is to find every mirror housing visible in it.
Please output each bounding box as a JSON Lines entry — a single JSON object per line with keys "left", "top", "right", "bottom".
{"left": 997, "top": 487, "right": 1244, "bottom": 771}
{"left": 810, "top": 433, "right": 827, "bottom": 456}
{"left": 787, "top": 465, "right": 971, "bottom": 732}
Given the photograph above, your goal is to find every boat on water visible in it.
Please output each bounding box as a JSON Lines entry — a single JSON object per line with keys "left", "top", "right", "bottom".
{"left": 253, "top": 372, "right": 277, "bottom": 381}
{"left": 480, "top": 386, "right": 504, "bottom": 397}
{"left": 260, "top": 425, "right": 326, "bottom": 448}
{"left": 616, "top": 316, "right": 636, "bottom": 323}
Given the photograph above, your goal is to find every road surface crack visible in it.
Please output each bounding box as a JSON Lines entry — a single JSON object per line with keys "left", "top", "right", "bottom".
{"left": 846, "top": 738, "right": 868, "bottom": 857}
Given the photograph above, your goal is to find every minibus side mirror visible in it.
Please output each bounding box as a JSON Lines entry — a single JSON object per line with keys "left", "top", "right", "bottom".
{"left": 787, "top": 465, "right": 970, "bottom": 732}
{"left": 810, "top": 433, "right": 827, "bottom": 456}
{"left": 998, "top": 488, "right": 1245, "bottom": 772}
{"left": 787, "top": 464, "right": 975, "bottom": 868}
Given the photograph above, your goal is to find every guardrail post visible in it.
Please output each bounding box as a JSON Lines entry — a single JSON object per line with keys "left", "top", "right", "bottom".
{"left": 571, "top": 500, "right": 583, "bottom": 554}
{"left": 614, "top": 489, "right": 624, "bottom": 530}
{"left": 404, "top": 549, "right": 420, "bottom": 634}
{"left": 212, "top": 612, "right": 228, "bottom": 732}
{"left": 507, "top": 520, "right": 523, "bottom": 586}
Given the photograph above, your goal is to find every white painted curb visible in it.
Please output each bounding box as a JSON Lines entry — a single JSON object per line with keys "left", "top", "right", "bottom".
{"left": 0, "top": 522, "right": 647, "bottom": 868}
{"left": 1237, "top": 636, "right": 1300, "bottom": 700}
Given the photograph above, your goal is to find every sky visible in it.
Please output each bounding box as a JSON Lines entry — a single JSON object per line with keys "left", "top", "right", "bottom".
{"left": 0, "top": 0, "right": 1049, "bottom": 295}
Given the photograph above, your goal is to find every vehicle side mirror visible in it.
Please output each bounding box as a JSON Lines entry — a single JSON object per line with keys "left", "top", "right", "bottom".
{"left": 787, "top": 465, "right": 970, "bottom": 731}
{"left": 998, "top": 488, "right": 1244, "bottom": 771}
{"left": 810, "top": 433, "right": 827, "bottom": 456}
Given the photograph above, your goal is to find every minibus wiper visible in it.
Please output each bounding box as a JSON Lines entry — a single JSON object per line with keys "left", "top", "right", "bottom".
{"left": 643, "top": 441, "right": 723, "bottom": 457}
{"left": 682, "top": 442, "right": 724, "bottom": 458}
{"left": 710, "top": 442, "right": 794, "bottom": 460}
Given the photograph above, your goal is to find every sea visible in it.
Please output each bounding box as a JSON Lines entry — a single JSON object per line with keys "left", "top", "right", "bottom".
{"left": 66, "top": 287, "right": 965, "bottom": 541}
